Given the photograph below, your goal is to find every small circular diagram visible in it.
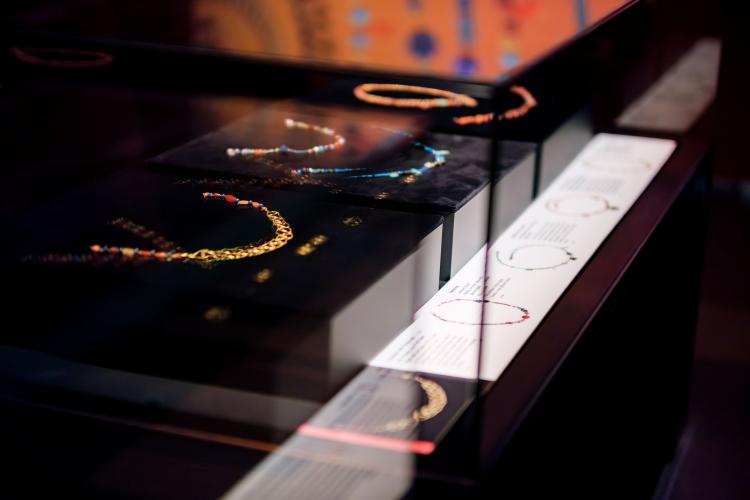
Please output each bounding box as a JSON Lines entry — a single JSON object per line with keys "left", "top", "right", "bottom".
{"left": 582, "top": 155, "right": 652, "bottom": 174}
{"left": 431, "top": 299, "right": 530, "bottom": 326}
{"left": 496, "top": 244, "right": 577, "bottom": 271}
{"left": 545, "top": 194, "right": 618, "bottom": 218}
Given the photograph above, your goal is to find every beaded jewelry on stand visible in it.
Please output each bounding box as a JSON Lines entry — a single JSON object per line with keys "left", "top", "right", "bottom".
{"left": 352, "top": 83, "right": 536, "bottom": 125}
{"left": 226, "top": 119, "right": 346, "bottom": 158}
{"left": 452, "top": 86, "right": 537, "bottom": 125}
{"left": 374, "top": 375, "right": 448, "bottom": 433}
{"left": 110, "top": 217, "right": 179, "bottom": 252}
{"left": 29, "top": 193, "right": 292, "bottom": 265}
{"left": 291, "top": 129, "right": 449, "bottom": 180}
{"left": 353, "top": 83, "right": 478, "bottom": 109}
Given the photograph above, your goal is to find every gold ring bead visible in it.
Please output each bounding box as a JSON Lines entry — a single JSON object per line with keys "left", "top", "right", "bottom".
{"left": 353, "top": 83, "right": 478, "bottom": 109}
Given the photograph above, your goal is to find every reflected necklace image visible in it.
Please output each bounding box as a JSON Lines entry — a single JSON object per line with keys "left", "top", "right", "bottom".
{"left": 30, "top": 192, "right": 292, "bottom": 264}
{"left": 226, "top": 118, "right": 346, "bottom": 158}
{"left": 363, "top": 374, "right": 448, "bottom": 434}
{"left": 224, "top": 117, "right": 450, "bottom": 181}
{"left": 291, "top": 128, "right": 450, "bottom": 180}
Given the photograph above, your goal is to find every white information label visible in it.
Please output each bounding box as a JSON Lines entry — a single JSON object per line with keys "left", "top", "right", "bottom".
{"left": 370, "top": 133, "right": 677, "bottom": 381}
{"left": 222, "top": 134, "right": 678, "bottom": 499}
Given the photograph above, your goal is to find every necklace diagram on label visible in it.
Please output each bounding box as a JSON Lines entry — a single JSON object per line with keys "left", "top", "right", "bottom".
{"left": 431, "top": 298, "right": 530, "bottom": 326}
{"left": 496, "top": 244, "right": 577, "bottom": 271}
{"left": 582, "top": 154, "right": 652, "bottom": 174}
{"left": 545, "top": 194, "right": 619, "bottom": 218}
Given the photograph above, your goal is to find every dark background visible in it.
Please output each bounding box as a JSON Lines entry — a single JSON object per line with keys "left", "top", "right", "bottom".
{"left": 655, "top": 1, "right": 750, "bottom": 498}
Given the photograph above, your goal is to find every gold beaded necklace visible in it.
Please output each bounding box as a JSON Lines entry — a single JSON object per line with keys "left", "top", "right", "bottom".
{"left": 30, "top": 192, "right": 292, "bottom": 265}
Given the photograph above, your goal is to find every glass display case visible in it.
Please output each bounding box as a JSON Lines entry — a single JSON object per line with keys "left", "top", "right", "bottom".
{"left": 0, "top": 1, "right": 718, "bottom": 498}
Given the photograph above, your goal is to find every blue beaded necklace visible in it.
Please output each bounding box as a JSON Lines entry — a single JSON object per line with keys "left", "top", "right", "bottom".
{"left": 290, "top": 130, "right": 449, "bottom": 180}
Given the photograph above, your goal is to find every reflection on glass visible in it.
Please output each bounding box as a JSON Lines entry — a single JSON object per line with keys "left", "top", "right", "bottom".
{"left": 188, "top": 0, "right": 629, "bottom": 80}
{"left": 6, "top": 0, "right": 630, "bottom": 81}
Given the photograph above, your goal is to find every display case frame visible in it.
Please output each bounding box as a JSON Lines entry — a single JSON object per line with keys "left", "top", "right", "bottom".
{"left": 0, "top": 0, "right": 718, "bottom": 497}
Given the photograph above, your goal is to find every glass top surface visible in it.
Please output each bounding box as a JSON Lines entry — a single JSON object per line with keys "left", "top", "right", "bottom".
{"left": 3, "top": 0, "right": 633, "bottom": 83}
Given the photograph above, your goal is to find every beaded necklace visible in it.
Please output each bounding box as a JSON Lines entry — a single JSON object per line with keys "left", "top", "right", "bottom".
{"left": 352, "top": 82, "right": 536, "bottom": 126}
{"left": 291, "top": 130, "right": 449, "bottom": 180}
{"left": 29, "top": 192, "right": 292, "bottom": 265}
{"left": 110, "top": 217, "right": 180, "bottom": 251}
{"left": 353, "top": 83, "right": 478, "bottom": 109}
{"left": 432, "top": 298, "right": 530, "bottom": 326}
{"left": 452, "top": 86, "right": 537, "bottom": 125}
{"left": 496, "top": 244, "right": 577, "bottom": 271}
{"left": 226, "top": 118, "right": 346, "bottom": 158}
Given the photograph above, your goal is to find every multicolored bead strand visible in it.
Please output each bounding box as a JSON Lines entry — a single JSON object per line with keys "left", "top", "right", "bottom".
{"left": 453, "top": 86, "right": 537, "bottom": 125}
{"left": 226, "top": 118, "right": 346, "bottom": 158}
{"left": 353, "top": 83, "right": 478, "bottom": 109}
{"left": 545, "top": 194, "right": 619, "bottom": 218}
{"left": 290, "top": 132, "right": 449, "bottom": 180}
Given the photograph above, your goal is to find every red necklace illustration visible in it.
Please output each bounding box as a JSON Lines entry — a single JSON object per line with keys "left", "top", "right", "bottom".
{"left": 431, "top": 298, "right": 530, "bottom": 326}
{"left": 496, "top": 244, "right": 577, "bottom": 271}
{"left": 545, "top": 194, "right": 619, "bottom": 218}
